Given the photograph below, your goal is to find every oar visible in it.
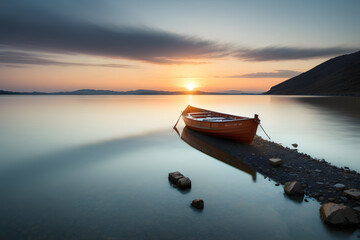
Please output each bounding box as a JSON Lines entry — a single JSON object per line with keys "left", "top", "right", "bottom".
{"left": 173, "top": 111, "right": 183, "bottom": 129}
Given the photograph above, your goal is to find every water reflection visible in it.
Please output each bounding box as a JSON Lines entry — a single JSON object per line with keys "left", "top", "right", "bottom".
{"left": 294, "top": 96, "right": 360, "bottom": 123}
{"left": 175, "top": 126, "right": 256, "bottom": 181}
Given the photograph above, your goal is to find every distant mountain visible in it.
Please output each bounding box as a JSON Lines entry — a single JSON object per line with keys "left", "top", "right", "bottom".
{"left": 267, "top": 50, "right": 360, "bottom": 95}
{"left": 213, "top": 90, "right": 244, "bottom": 94}
{"left": 0, "top": 90, "right": 16, "bottom": 94}
{"left": 213, "top": 90, "right": 263, "bottom": 95}
{"left": 0, "top": 89, "right": 262, "bottom": 95}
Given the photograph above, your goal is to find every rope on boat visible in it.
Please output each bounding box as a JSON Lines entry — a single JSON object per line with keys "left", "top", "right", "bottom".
{"left": 173, "top": 111, "right": 183, "bottom": 129}
{"left": 259, "top": 123, "right": 271, "bottom": 140}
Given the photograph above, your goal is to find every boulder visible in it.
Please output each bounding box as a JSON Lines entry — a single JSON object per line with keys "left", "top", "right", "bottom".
{"left": 320, "top": 203, "right": 359, "bottom": 227}
{"left": 284, "top": 181, "right": 304, "bottom": 196}
{"left": 177, "top": 177, "right": 191, "bottom": 189}
{"left": 344, "top": 188, "right": 360, "bottom": 200}
{"left": 333, "top": 183, "right": 345, "bottom": 191}
{"left": 269, "top": 158, "right": 282, "bottom": 167}
{"left": 191, "top": 199, "right": 204, "bottom": 209}
{"left": 168, "top": 171, "right": 184, "bottom": 184}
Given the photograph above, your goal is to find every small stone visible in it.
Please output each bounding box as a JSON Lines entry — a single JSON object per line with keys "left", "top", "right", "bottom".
{"left": 328, "top": 198, "right": 336, "bottom": 202}
{"left": 314, "top": 169, "right": 322, "bottom": 173}
{"left": 269, "top": 158, "right": 283, "bottom": 167}
{"left": 304, "top": 199, "right": 309, "bottom": 202}
{"left": 191, "top": 199, "right": 204, "bottom": 209}
{"left": 319, "top": 197, "right": 325, "bottom": 201}
{"left": 352, "top": 207, "right": 360, "bottom": 212}
{"left": 340, "top": 197, "right": 348, "bottom": 202}
{"left": 292, "top": 143, "right": 298, "bottom": 148}
{"left": 334, "top": 183, "right": 346, "bottom": 191}
{"left": 316, "top": 182, "right": 324, "bottom": 185}
{"left": 168, "top": 171, "right": 184, "bottom": 184}
{"left": 344, "top": 189, "right": 360, "bottom": 200}
{"left": 344, "top": 166, "right": 349, "bottom": 170}
{"left": 284, "top": 181, "right": 304, "bottom": 196}
{"left": 275, "top": 183, "right": 280, "bottom": 186}
{"left": 320, "top": 203, "right": 359, "bottom": 227}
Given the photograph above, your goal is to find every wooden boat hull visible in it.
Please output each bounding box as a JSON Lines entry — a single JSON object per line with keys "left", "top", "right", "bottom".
{"left": 181, "top": 105, "right": 259, "bottom": 144}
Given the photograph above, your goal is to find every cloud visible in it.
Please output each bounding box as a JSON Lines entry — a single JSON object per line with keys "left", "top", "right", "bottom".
{"left": 234, "top": 46, "right": 358, "bottom": 61}
{"left": 0, "top": 2, "right": 229, "bottom": 65}
{"left": 224, "top": 70, "right": 301, "bottom": 78}
{"left": 0, "top": 2, "right": 358, "bottom": 65}
{"left": 0, "top": 51, "right": 134, "bottom": 68}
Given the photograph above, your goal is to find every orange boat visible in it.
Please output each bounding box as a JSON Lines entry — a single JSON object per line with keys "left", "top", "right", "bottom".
{"left": 180, "top": 105, "right": 260, "bottom": 144}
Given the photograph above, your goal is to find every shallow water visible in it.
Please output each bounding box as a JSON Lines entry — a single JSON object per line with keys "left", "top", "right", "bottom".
{"left": 0, "top": 95, "right": 359, "bottom": 239}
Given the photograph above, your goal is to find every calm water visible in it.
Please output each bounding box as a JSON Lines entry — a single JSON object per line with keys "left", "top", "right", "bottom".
{"left": 0, "top": 95, "right": 359, "bottom": 239}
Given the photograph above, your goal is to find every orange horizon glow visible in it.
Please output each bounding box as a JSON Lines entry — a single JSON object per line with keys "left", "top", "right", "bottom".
{"left": 0, "top": 56, "right": 326, "bottom": 93}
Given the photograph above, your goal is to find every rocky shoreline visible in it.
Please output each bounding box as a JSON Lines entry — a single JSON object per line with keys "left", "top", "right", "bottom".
{"left": 181, "top": 128, "right": 360, "bottom": 227}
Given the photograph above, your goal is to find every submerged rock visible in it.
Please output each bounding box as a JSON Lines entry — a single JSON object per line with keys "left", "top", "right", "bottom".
{"left": 320, "top": 203, "right": 359, "bottom": 227}
{"left": 191, "top": 199, "right": 204, "bottom": 209}
{"left": 344, "top": 188, "right": 360, "bottom": 200}
{"left": 269, "top": 158, "right": 283, "bottom": 167}
{"left": 168, "top": 171, "right": 185, "bottom": 184}
{"left": 177, "top": 177, "right": 191, "bottom": 189}
{"left": 284, "top": 181, "right": 304, "bottom": 196}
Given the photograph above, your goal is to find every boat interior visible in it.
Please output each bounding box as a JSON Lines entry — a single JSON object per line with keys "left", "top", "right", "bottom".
{"left": 185, "top": 111, "right": 245, "bottom": 122}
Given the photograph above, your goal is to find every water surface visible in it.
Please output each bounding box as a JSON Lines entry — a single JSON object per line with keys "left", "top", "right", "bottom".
{"left": 0, "top": 95, "right": 359, "bottom": 239}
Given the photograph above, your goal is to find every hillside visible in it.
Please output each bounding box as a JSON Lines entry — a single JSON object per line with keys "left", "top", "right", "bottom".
{"left": 267, "top": 51, "right": 360, "bottom": 95}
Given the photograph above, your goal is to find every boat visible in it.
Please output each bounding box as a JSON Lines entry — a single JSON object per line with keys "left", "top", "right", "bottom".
{"left": 175, "top": 126, "right": 256, "bottom": 181}
{"left": 179, "top": 105, "right": 260, "bottom": 144}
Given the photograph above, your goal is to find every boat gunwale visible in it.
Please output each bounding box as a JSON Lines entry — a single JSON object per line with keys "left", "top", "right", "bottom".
{"left": 182, "top": 105, "right": 254, "bottom": 123}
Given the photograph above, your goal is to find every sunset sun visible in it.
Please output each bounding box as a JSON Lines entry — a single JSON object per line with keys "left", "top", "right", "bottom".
{"left": 186, "top": 82, "right": 196, "bottom": 91}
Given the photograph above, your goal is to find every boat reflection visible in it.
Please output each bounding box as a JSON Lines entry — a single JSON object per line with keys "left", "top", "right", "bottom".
{"left": 175, "top": 126, "right": 256, "bottom": 181}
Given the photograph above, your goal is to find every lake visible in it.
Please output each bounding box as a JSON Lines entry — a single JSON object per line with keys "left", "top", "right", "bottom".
{"left": 0, "top": 95, "right": 359, "bottom": 239}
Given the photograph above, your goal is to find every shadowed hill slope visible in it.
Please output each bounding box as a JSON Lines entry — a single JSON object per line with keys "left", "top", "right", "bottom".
{"left": 267, "top": 51, "right": 360, "bottom": 95}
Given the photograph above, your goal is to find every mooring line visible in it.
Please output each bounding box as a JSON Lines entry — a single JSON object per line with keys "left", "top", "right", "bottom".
{"left": 259, "top": 123, "right": 271, "bottom": 140}
{"left": 173, "top": 111, "right": 183, "bottom": 129}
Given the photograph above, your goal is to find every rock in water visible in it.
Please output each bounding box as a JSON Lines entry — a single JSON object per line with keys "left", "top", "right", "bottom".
{"left": 269, "top": 158, "right": 283, "bottom": 167}
{"left": 177, "top": 177, "right": 191, "bottom": 189}
{"left": 191, "top": 199, "right": 204, "bottom": 209}
{"left": 344, "top": 188, "right": 360, "bottom": 200}
{"left": 168, "top": 171, "right": 185, "bottom": 184}
{"left": 292, "top": 143, "right": 298, "bottom": 148}
{"left": 320, "top": 203, "right": 359, "bottom": 227}
{"left": 284, "top": 181, "right": 304, "bottom": 196}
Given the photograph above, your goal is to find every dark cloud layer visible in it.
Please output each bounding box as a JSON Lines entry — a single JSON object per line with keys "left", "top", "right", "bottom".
{"left": 0, "top": 51, "right": 133, "bottom": 68}
{"left": 225, "top": 70, "right": 301, "bottom": 78}
{"left": 0, "top": 2, "right": 228, "bottom": 64}
{"left": 0, "top": 1, "right": 358, "bottom": 66}
{"left": 234, "top": 47, "right": 358, "bottom": 61}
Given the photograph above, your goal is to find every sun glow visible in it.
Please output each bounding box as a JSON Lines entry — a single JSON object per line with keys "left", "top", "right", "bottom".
{"left": 186, "top": 82, "right": 196, "bottom": 91}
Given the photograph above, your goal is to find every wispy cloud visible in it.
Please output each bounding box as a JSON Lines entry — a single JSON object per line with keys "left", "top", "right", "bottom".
{"left": 234, "top": 46, "right": 358, "bottom": 61}
{"left": 223, "top": 70, "right": 301, "bottom": 78}
{"left": 0, "top": 51, "right": 134, "bottom": 68}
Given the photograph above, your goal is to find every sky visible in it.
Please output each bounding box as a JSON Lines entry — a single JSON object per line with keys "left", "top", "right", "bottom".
{"left": 0, "top": 0, "right": 359, "bottom": 92}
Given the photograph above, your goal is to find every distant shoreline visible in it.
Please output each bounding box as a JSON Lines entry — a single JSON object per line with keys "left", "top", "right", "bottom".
{"left": 0, "top": 89, "right": 264, "bottom": 96}
{"left": 1, "top": 89, "right": 359, "bottom": 96}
